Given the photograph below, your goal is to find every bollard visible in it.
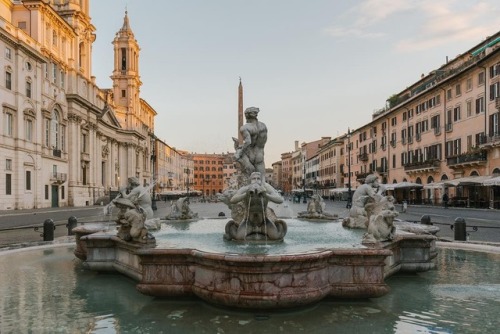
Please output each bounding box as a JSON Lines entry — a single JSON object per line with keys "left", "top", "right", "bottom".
{"left": 43, "top": 219, "right": 55, "bottom": 241}
{"left": 421, "top": 215, "right": 432, "bottom": 225}
{"left": 67, "top": 216, "right": 78, "bottom": 236}
{"left": 454, "top": 217, "right": 467, "bottom": 241}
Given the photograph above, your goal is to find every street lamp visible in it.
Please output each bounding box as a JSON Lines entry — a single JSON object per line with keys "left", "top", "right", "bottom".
{"left": 302, "top": 154, "right": 307, "bottom": 203}
{"left": 346, "top": 128, "right": 352, "bottom": 209}
{"left": 184, "top": 168, "right": 190, "bottom": 199}
{"left": 150, "top": 134, "right": 157, "bottom": 211}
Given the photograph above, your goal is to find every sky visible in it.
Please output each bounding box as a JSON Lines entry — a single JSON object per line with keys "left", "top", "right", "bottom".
{"left": 89, "top": 0, "right": 500, "bottom": 167}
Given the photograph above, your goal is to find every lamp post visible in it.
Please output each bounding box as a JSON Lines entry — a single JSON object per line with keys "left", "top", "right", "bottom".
{"left": 202, "top": 178, "right": 210, "bottom": 202}
{"left": 302, "top": 154, "right": 307, "bottom": 203}
{"left": 346, "top": 128, "right": 352, "bottom": 209}
{"left": 150, "top": 134, "right": 157, "bottom": 211}
{"left": 185, "top": 168, "right": 190, "bottom": 199}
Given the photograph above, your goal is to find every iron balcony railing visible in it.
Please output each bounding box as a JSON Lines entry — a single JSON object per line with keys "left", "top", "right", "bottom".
{"left": 447, "top": 151, "right": 487, "bottom": 166}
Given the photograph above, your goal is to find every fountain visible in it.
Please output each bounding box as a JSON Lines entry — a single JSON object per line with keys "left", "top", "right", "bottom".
{"left": 74, "top": 107, "right": 437, "bottom": 309}
{"left": 164, "top": 197, "right": 199, "bottom": 220}
{"left": 297, "top": 194, "right": 338, "bottom": 220}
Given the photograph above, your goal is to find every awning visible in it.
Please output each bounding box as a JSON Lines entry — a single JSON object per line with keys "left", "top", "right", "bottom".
{"left": 423, "top": 182, "right": 445, "bottom": 189}
{"left": 482, "top": 176, "right": 500, "bottom": 186}
{"left": 329, "top": 187, "right": 353, "bottom": 194}
{"left": 444, "top": 175, "right": 495, "bottom": 187}
{"left": 383, "top": 182, "right": 424, "bottom": 191}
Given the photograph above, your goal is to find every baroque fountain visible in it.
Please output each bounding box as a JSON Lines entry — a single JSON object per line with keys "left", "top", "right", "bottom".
{"left": 74, "top": 107, "right": 437, "bottom": 309}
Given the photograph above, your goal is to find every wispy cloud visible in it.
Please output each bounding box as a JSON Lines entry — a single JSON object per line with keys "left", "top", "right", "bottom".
{"left": 324, "top": 0, "right": 500, "bottom": 51}
{"left": 395, "top": 1, "right": 500, "bottom": 52}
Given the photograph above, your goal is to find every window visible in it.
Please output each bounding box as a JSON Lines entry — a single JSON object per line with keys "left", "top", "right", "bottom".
{"left": 6, "top": 174, "right": 11, "bottom": 195}
{"left": 121, "top": 90, "right": 126, "bottom": 98}
{"left": 26, "top": 80, "right": 32, "bottom": 98}
{"left": 490, "top": 82, "right": 500, "bottom": 101}
{"left": 466, "top": 78, "right": 473, "bottom": 91}
{"left": 26, "top": 119, "right": 33, "bottom": 142}
{"left": 466, "top": 100, "right": 472, "bottom": 117}
{"left": 81, "top": 133, "right": 87, "bottom": 152}
{"left": 446, "top": 89, "right": 452, "bottom": 100}
{"left": 5, "top": 113, "right": 13, "bottom": 137}
{"left": 475, "top": 97, "right": 485, "bottom": 114}
{"left": 50, "top": 110, "right": 60, "bottom": 149}
{"left": 45, "top": 185, "right": 49, "bottom": 199}
{"left": 53, "top": 31, "right": 58, "bottom": 46}
{"left": 455, "top": 84, "right": 461, "bottom": 96}
{"left": 489, "top": 63, "right": 500, "bottom": 78}
{"left": 61, "top": 125, "right": 65, "bottom": 151}
{"left": 45, "top": 119, "right": 50, "bottom": 147}
{"left": 5, "top": 71, "right": 12, "bottom": 90}
{"left": 60, "top": 70, "right": 65, "bottom": 88}
{"left": 6, "top": 159, "right": 12, "bottom": 170}
{"left": 25, "top": 61, "right": 32, "bottom": 71}
{"left": 5, "top": 47, "right": 11, "bottom": 59}
{"left": 18, "top": 21, "right": 27, "bottom": 30}
{"left": 478, "top": 72, "right": 485, "bottom": 86}
{"left": 44, "top": 63, "right": 49, "bottom": 79}
{"left": 391, "top": 117, "right": 397, "bottom": 126}
{"left": 52, "top": 63, "right": 57, "bottom": 84}
{"left": 453, "top": 106, "right": 461, "bottom": 122}
{"left": 26, "top": 170, "right": 31, "bottom": 190}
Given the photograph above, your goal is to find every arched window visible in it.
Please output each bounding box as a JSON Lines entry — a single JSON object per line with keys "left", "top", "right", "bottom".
{"left": 493, "top": 168, "right": 500, "bottom": 175}
{"left": 51, "top": 110, "right": 60, "bottom": 149}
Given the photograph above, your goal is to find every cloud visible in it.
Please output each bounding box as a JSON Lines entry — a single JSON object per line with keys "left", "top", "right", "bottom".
{"left": 395, "top": 1, "right": 500, "bottom": 52}
{"left": 324, "top": 0, "right": 500, "bottom": 50}
{"left": 323, "top": 0, "right": 417, "bottom": 38}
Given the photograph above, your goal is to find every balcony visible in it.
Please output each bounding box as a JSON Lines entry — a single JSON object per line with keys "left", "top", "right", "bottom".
{"left": 356, "top": 172, "right": 371, "bottom": 181}
{"left": 480, "top": 133, "right": 500, "bottom": 149}
{"left": 404, "top": 159, "right": 440, "bottom": 174}
{"left": 358, "top": 153, "right": 368, "bottom": 161}
{"left": 50, "top": 172, "right": 67, "bottom": 184}
{"left": 447, "top": 150, "right": 487, "bottom": 169}
{"left": 376, "top": 166, "right": 388, "bottom": 175}
{"left": 53, "top": 149, "right": 62, "bottom": 158}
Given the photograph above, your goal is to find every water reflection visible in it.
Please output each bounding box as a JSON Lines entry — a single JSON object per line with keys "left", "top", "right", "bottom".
{"left": 0, "top": 246, "right": 499, "bottom": 333}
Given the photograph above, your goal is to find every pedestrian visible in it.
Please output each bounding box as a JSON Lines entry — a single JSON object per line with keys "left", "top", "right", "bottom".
{"left": 442, "top": 193, "right": 449, "bottom": 209}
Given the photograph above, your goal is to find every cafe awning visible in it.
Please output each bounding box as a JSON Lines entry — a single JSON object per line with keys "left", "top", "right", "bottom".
{"left": 383, "top": 182, "right": 423, "bottom": 191}
{"left": 482, "top": 176, "right": 500, "bottom": 186}
{"left": 444, "top": 175, "right": 495, "bottom": 187}
{"left": 423, "top": 182, "right": 445, "bottom": 189}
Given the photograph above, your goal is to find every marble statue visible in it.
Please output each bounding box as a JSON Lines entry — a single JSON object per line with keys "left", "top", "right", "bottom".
{"left": 165, "top": 197, "right": 199, "bottom": 220}
{"left": 119, "top": 177, "right": 154, "bottom": 219}
{"left": 342, "top": 174, "right": 384, "bottom": 228}
{"left": 362, "top": 195, "right": 398, "bottom": 243}
{"left": 297, "top": 194, "right": 338, "bottom": 220}
{"left": 224, "top": 107, "right": 287, "bottom": 241}
{"left": 224, "top": 172, "right": 287, "bottom": 241}
{"left": 113, "top": 197, "right": 155, "bottom": 244}
{"left": 233, "top": 107, "right": 267, "bottom": 182}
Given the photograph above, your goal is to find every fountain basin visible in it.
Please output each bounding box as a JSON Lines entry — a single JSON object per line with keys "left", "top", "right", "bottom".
{"left": 79, "top": 219, "right": 437, "bottom": 309}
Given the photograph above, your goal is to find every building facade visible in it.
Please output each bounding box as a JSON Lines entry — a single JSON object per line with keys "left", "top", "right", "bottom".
{"left": 280, "top": 31, "right": 500, "bottom": 207}
{"left": 0, "top": 1, "right": 157, "bottom": 209}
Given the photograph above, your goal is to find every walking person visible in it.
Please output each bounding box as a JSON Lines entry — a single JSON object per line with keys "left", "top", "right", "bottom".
{"left": 442, "top": 192, "right": 449, "bottom": 209}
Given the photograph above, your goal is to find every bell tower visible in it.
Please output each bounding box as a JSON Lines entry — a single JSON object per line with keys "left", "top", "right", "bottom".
{"left": 110, "top": 10, "right": 142, "bottom": 131}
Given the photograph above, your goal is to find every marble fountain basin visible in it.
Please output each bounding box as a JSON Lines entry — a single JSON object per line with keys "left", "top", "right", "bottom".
{"left": 74, "top": 218, "right": 436, "bottom": 309}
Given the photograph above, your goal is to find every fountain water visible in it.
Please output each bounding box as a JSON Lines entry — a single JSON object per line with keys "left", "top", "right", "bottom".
{"left": 75, "top": 107, "right": 438, "bottom": 309}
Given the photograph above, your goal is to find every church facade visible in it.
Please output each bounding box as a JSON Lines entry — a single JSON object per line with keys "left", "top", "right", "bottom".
{"left": 0, "top": 0, "right": 158, "bottom": 209}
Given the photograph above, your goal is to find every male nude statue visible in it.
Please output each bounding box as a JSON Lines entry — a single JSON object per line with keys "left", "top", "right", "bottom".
{"left": 233, "top": 107, "right": 267, "bottom": 180}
